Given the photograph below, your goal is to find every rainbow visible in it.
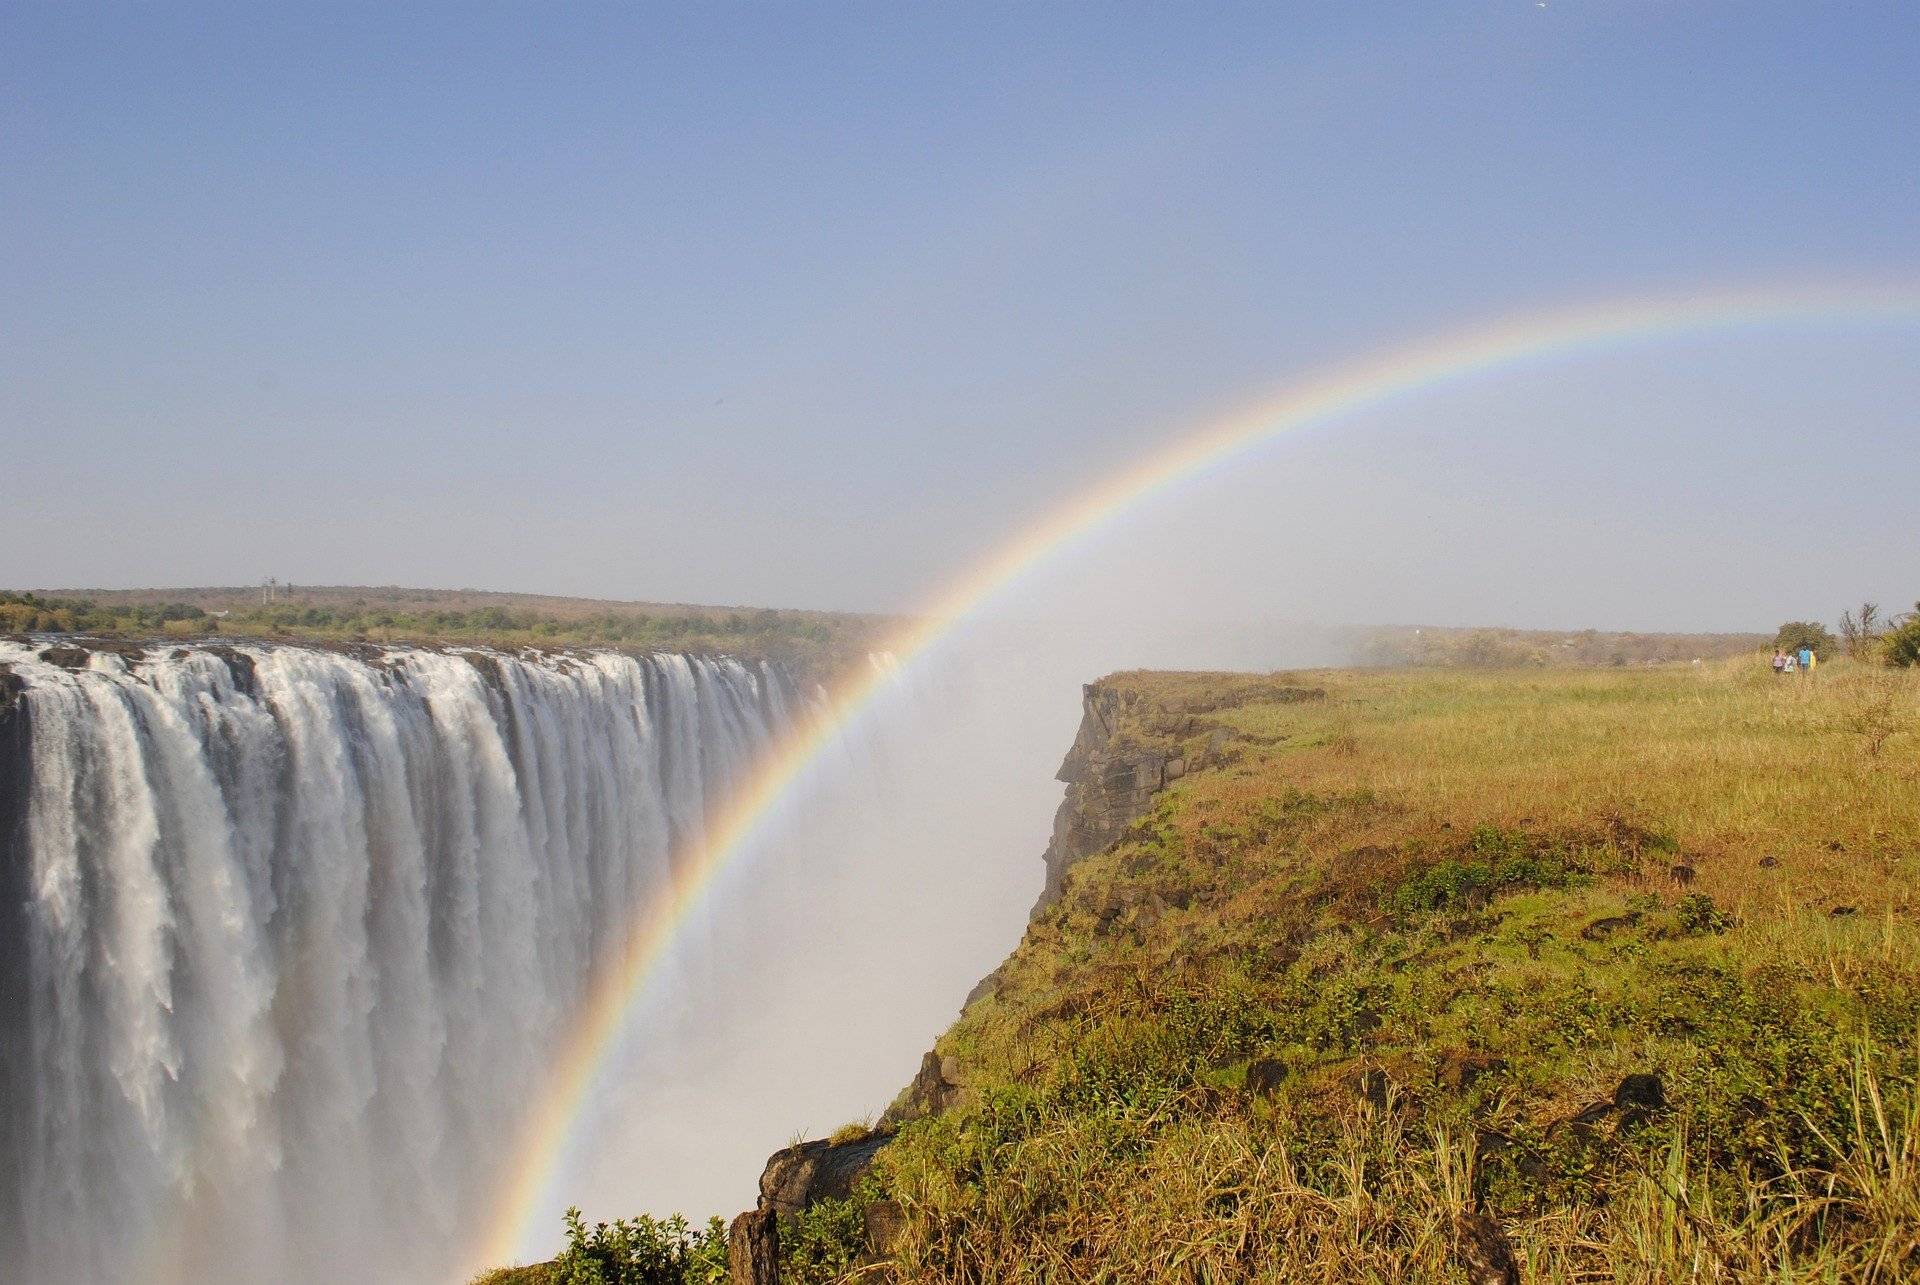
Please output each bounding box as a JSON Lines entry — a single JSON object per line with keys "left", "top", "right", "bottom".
{"left": 471, "top": 278, "right": 1920, "bottom": 1271}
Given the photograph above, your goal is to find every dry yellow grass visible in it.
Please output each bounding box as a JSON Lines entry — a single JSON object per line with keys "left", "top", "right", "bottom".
{"left": 861, "top": 658, "right": 1920, "bottom": 1284}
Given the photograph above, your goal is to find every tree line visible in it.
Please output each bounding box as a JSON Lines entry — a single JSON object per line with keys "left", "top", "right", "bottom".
{"left": 1774, "top": 599, "right": 1920, "bottom": 667}
{"left": 0, "top": 590, "right": 867, "bottom": 676}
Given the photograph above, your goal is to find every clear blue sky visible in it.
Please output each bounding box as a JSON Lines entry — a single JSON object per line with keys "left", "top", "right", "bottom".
{"left": 5, "top": 2, "right": 1916, "bottom": 627}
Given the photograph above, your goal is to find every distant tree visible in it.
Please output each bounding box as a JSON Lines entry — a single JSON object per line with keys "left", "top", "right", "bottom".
{"left": 1773, "top": 621, "right": 1836, "bottom": 656}
{"left": 1838, "top": 602, "right": 1882, "bottom": 659}
{"left": 1883, "top": 604, "right": 1920, "bottom": 668}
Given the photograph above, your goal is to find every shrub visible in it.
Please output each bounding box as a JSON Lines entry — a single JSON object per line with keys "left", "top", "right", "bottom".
{"left": 1883, "top": 604, "right": 1920, "bottom": 668}
{"left": 546, "top": 1206, "right": 727, "bottom": 1285}
{"left": 1673, "top": 892, "right": 1730, "bottom": 934}
{"left": 778, "top": 1198, "right": 866, "bottom": 1284}
{"left": 1774, "top": 620, "right": 1836, "bottom": 656}
{"left": 1388, "top": 826, "right": 1580, "bottom": 915}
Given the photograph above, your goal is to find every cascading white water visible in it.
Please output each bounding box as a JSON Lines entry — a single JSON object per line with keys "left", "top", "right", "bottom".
{"left": 0, "top": 639, "right": 794, "bottom": 1285}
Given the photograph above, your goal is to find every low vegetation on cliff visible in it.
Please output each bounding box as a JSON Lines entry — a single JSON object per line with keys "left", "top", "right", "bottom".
{"left": 487, "top": 655, "right": 1920, "bottom": 1283}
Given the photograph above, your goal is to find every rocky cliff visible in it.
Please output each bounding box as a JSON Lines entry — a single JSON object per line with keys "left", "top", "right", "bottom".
{"left": 1033, "top": 678, "right": 1269, "bottom": 913}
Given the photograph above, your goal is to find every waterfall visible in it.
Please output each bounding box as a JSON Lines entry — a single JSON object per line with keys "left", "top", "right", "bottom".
{"left": 0, "top": 639, "right": 793, "bottom": 1285}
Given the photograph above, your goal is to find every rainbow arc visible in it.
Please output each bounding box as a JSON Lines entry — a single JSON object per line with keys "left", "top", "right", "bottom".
{"left": 471, "top": 279, "right": 1920, "bottom": 1272}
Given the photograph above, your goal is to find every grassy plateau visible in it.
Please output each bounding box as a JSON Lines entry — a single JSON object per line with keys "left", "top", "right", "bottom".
{"left": 491, "top": 655, "right": 1920, "bottom": 1283}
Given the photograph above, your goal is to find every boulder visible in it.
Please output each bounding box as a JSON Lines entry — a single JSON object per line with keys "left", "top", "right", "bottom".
{"left": 1453, "top": 1210, "right": 1520, "bottom": 1285}
{"left": 759, "top": 1131, "right": 892, "bottom": 1217}
{"left": 40, "top": 646, "right": 89, "bottom": 670}
{"left": 728, "top": 1129, "right": 896, "bottom": 1283}
{"left": 1614, "top": 1072, "right": 1666, "bottom": 1125}
{"left": 1244, "top": 1058, "right": 1289, "bottom": 1097}
{"left": 885, "top": 1049, "right": 959, "bottom": 1124}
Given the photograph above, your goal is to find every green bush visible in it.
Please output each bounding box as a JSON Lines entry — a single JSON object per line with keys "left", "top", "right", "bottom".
{"left": 1673, "top": 891, "right": 1730, "bottom": 934}
{"left": 1389, "top": 826, "right": 1580, "bottom": 915}
{"left": 1773, "top": 620, "right": 1836, "bottom": 656}
{"left": 1882, "top": 604, "right": 1920, "bottom": 668}
{"left": 778, "top": 1198, "right": 866, "bottom": 1283}
{"left": 546, "top": 1206, "right": 727, "bottom": 1285}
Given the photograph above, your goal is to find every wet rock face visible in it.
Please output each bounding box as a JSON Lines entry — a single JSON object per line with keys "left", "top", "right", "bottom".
{"left": 38, "top": 646, "right": 90, "bottom": 671}
{"left": 0, "top": 666, "right": 22, "bottom": 724}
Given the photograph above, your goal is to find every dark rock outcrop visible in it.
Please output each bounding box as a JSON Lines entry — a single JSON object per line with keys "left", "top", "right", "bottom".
{"left": 1435, "top": 1049, "right": 1506, "bottom": 1091}
{"left": 728, "top": 1130, "right": 893, "bottom": 1283}
{"left": 1033, "top": 683, "right": 1177, "bottom": 915}
{"left": 39, "top": 646, "right": 89, "bottom": 670}
{"left": 1613, "top": 1072, "right": 1666, "bottom": 1126}
{"left": 758, "top": 1132, "right": 891, "bottom": 1217}
{"left": 1245, "top": 1057, "right": 1290, "bottom": 1097}
{"left": 726, "top": 1208, "right": 779, "bottom": 1285}
{"left": 1454, "top": 1210, "right": 1521, "bottom": 1285}
{"left": 885, "top": 1050, "right": 961, "bottom": 1124}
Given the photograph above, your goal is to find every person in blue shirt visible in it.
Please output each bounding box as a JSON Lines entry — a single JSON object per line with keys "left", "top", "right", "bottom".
{"left": 1797, "top": 645, "right": 1815, "bottom": 674}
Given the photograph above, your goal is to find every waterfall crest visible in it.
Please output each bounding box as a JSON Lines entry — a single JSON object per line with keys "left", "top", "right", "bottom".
{"left": 0, "top": 640, "right": 792, "bottom": 1285}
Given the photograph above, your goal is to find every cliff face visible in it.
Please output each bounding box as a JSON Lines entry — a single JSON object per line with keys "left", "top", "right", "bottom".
{"left": 1034, "top": 682, "right": 1194, "bottom": 914}
{"left": 1036, "top": 674, "right": 1329, "bottom": 912}
{"left": 890, "top": 681, "right": 1210, "bottom": 1127}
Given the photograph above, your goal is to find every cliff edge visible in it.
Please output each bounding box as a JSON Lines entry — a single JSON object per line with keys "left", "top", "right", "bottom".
{"left": 722, "top": 673, "right": 1325, "bottom": 1282}
{"left": 710, "top": 660, "right": 1920, "bottom": 1284}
